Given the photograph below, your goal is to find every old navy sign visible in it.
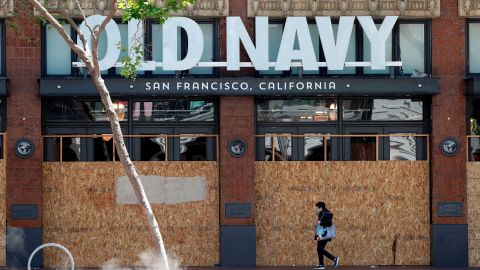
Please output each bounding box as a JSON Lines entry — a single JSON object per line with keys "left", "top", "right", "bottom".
{"left": 73, "top": 15, "right": 401, "bottom": 71}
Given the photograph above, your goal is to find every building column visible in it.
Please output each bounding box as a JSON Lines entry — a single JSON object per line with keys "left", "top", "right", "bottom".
{"left": 5, "top": 2, "right": 43, "bottom": 267}
{"left": 431, "top": 0, "right": 468, "bottom": 266}
{"left": 218, "top": 0, "right": 257, "bottom": 266}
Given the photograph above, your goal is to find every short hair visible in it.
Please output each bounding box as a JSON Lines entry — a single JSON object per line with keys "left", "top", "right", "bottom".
{"left": 316, "top": 201, "right": 326, "bottom": 209}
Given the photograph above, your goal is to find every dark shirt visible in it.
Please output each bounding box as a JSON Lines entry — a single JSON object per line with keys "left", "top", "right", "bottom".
{"left": 317, "top": 208, "right": 333, "bottom": 227}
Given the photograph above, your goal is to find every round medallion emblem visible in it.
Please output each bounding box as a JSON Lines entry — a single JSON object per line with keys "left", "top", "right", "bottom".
{"left": 14, "top": 138, "right": 35, "bottom": 159}
{"left": 439, "top": 137, "right": 459, "bottom": 157}
{"left": 228, "top": 137, "right": 248, "bottom": 158}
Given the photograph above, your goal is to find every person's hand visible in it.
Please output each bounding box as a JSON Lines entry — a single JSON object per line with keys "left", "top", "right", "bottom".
{"left": 317, "top": 220, "right": 321, "bottom": 225}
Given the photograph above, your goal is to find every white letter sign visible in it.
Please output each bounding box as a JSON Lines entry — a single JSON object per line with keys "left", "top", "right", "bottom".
{"left": 78, "top": 15, "right": 121, "bottom": 71}
{"left": 227, "top": 17, "right": 269, "bottom": 70}
{"left": 163, "top": 17, "right": 204, "bottom": 71}
{"left": 72, "top": 15, "right": 401, "bottom": 72}
{"left": 358, "top": 16, "right": 397, "bottom": 70}
{"left": 275, "top": 17, "right": 317, "bottom": 71}
{"left": 315, "top": 16, "right": 355, "bottom": 71}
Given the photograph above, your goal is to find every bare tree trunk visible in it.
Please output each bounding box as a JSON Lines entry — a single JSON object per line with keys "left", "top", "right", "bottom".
{"left": 24, "top": 1, "right": 172, "bottom": 268}
{"left": 92, "top": 73, "right": 170, "bottom": 270}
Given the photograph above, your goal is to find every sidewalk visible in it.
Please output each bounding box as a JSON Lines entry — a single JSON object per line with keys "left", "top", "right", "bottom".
{"left": 190, "top": 267, "right": 474, "bottom": 270}
{"left": 0, "top": 266, "right": 476, "bottom": 270}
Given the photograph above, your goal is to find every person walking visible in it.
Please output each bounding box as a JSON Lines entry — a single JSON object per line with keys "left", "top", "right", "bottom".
{"left": 314, "top": 201, "right": 340, "bottom": 269}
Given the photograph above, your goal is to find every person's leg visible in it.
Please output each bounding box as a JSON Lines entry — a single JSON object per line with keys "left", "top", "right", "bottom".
{"left": 323, "top": 241, "right": 340, "bottom": 268}
{"left": 317, "top": 240, "right": 326, "bottom": 266}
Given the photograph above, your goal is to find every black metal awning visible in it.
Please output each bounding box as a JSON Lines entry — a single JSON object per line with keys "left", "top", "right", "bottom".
{"left": 40, "top": 77, "right": 440, "bottom": 97}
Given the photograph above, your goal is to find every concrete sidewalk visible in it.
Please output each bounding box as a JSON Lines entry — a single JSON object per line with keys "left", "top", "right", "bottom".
{"left": 190, "top": 267, "right": 474, "bottom": 270}
{"left": 0, "top": 266, "right": 475, "bottom": 270}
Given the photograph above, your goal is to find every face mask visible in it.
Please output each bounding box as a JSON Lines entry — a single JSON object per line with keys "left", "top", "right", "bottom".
{"left": 315, "top": 207, "right": 321, "bottom": 214}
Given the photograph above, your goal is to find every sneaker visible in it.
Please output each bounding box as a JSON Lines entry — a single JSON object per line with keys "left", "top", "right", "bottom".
{"left": 334, "top": 256, "right": 340, "bottom": 268}
{"left": 313, "top": 265, "right": 325, "bottom": 270}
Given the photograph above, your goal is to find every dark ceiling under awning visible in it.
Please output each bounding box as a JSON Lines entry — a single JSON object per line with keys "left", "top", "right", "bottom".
{"left": 465, "top": 77, "right": 480, "bottom": 95}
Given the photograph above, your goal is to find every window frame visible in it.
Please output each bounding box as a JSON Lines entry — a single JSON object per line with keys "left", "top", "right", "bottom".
{"left": 255, "top": 96, "right": 431, "bottom": 161}
{"left": 41, "top": 19, "right": 219, "bottom": 78}
{"left": 254, "top": 18, "right": 431, "bottom": 78}
{"left": 467, "top": 19, "right": 480, "bottom": 76}
{"left": 42, "top": 97, "right": 219, "bottom": 161}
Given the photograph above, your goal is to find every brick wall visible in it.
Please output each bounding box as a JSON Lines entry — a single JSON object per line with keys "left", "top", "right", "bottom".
{"left": 431, "top": 0, "right": 467, "bottom": 224}
{"left": 5, "top": 1, "right": 43, "bottom": 227}
{"left": 219, "top": 0, "right": 256, "bottom": 225}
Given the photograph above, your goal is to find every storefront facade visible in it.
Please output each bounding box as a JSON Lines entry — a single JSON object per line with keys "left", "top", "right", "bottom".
{"left": 1, "top": 0, "right": 479, "bottom": 267}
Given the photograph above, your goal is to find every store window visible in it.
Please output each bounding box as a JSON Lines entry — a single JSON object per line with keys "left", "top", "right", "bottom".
{"left": 44, "top": 99, "right": 128, "bottom": 122}
{"left": 43, "top": 20, "right": 217, "bottom": 77}
{"left": 150, "top": 21, "right": 215, "bottom": 76}
{"left": 0, "top": 20, "right": 4, "bottom": 77}
{"left": 44, "top": 23, "right": 73, "bottom": 76}
{"left": 259, "top": 20, "right": 428, "bottom": 77}
{"left": 43, "top": 98, "right": 217, "bottom": 162}
{"left": 257, "top": 98, "right": 337, "bottom": 122}
{"left": 399, "top": 23, "right": 426, "bottom": 75}
{"left": 256, "top": 98, "right": 428, "bottom": 161}
{"left": 469, "top": 21, "right": 480, "bottom": 74}
{"left": 132, "top": 99, "right": 214, "bottom": 122}
{"left": 468, "top": 98, "right": 480, "bottom": 161}
{"left": 342, "top": 98, "right": 423, "bottom": 121}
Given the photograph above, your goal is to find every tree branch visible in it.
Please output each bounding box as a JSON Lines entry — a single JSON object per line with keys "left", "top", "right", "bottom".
{"left": 74, "top": 0, "right": 95, "bottom": 37}
{"left": 27, "top": 0, "right": 94, "bottom": 70}
{"left": 59, "top": 9, "right": 89, "bottom": 53}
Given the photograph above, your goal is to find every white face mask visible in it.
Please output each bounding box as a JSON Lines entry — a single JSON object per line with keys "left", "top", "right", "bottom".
{"left": 315, "top": 207, "right": 321, "bottom": 214}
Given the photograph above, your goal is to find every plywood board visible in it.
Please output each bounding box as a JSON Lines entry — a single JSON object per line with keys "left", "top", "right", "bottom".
{"left": 255, "top": 161, "right": 430, "bottom": 266}
{"left": 43, "top": 162, "right": 219, "bottom": 267}
{"left": 467, "top": 162, "right": 480, "bottom": 266}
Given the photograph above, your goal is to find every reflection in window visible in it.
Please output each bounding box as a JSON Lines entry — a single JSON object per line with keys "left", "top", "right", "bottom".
{"left": 304, "top": 134, "right": 331, "bottom": 161}
{"left": 470, "top": 137, "right": 480, "bottom": 162}
{"left": 399, "top": 24, "right": 425, "bottom": 74}
{"left": 350, "top": 137, "right": 376, "bottom": 161}
{"left": 46, "top": 24, "right": 72, "bottom": 75}
{"left": 390, "top": 136, "right": 416, "bottom": 160}
{"left": 93, "top": 136, "right": 119, "bottom": 161}
{"left": 180, "top": 137, "right": 207, "bottom": 161}
{"left": 265, "top": 134, "right": 292, "bottom": 161}
{"left": 343, "top": 99, "right": 422, "bottom": 121}
{"left": 61, "top": 137, "right": 81, "bottom": 161}
{"left": 257, "top": 99, "right": 337, "bottom": 122}
{"left": 141, "top": 137, "right": 166, "bottom": 161}
{"left": 50, "top": 137, "right": 80, "bottom": 161}
{"left": 44, "top": 100, "right": 128, "bottom": 122}
{"left": 133, "top": 100, "right": 214, "bottom": 122}
{"left": 469, "top": 23, "right": 480, "bottom": 73}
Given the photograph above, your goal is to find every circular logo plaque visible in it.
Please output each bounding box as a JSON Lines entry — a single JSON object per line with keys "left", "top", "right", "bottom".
{"left": 14, "top": 138, "right": 35, "bottom": 159}
{"left": 228, "top": 137, "right": 248, "bottom": 158}
{"left": 439, "top": 137, "right": 459, "bottom": 157}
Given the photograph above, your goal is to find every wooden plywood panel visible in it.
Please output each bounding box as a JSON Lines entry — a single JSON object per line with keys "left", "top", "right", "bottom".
{"left": 43, "top": 162, "right": 219, "bottom": 267}
{"left": 0, "top": 160, "right": 6, "bottom": 266}
{"left": 255, "top": 161, "right": 430, "bottom": 266}
{"left": 467, "top": 162, "right": 480, "bottom": 267}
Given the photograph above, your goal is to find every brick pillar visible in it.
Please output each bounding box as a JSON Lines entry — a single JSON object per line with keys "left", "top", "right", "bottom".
{"left": 431, "top": 0, "right": 468, "bottom": 266}
{"left": 5, "top": 1, "right": 43, "bottom": 267}
{"left": 218, "top": 0, "right": 256, "bottom": 266}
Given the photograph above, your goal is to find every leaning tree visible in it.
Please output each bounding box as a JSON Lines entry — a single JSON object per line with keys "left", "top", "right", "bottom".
{"left": 16, "top": 0, "right": 195, "bottom": 269}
